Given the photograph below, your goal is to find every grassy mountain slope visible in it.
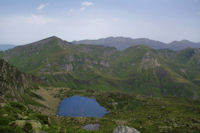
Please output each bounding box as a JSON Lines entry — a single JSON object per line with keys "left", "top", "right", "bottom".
{"left": 158, "top": 48, "right": 200, "bottom": 86}
{"left": 108, "top": 45, "right": 200, "bottom": 98}
{"left": 0, "top": 49, "right": 200, "bottom": 133}
{"left": 1, "top": 36, "right": 200, "bottom": 99}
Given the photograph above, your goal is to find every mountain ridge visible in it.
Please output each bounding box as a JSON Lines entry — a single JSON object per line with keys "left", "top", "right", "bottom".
{"left": 72, "top": 36, "right": 200, "bottom": 51}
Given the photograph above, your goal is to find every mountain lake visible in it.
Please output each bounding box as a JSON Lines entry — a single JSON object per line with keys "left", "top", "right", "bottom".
{"left": 57, "top": 95, "right": 108, "bottom": 118}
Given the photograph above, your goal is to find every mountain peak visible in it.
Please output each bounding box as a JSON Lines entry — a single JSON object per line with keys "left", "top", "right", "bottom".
{"left": 170, "top": 40, "right": 193, "bottom": 44}
{"left": 47, "top": 36, "right": 61, "bottom": 40}
{"left": 42, "top": 36, "right": 63, "bottom": 42}
{"left": 28, "top": 36, "right": 68, "bottom": 47}
{"left": 180, "top": 40, "right": 193, "bottom": 43}
{"left": 105, "top": 36, "right": 133, "bottom": 39}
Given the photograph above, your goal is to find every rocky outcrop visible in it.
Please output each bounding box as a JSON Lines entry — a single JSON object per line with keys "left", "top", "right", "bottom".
{"left": 113, "top": 126, "right": 140, "bottom": 133}
{"left": 64, "top": 64, "right": 73, "bottom": 72}
{"left": 68, "top": 55, "right": 74, "bottom": 62}
{"left": 100, "top": 60, "right": 110, "bottom": 67}
{"left": 0, "top": 59, "right": 35, "bottom": 101}
{"left": 140, "top": 51, "right": 160, "bottom": 70}
{"left": 83, "top": 124, "right": 100, "bottom": 131}
{"left": 9, "top": 120, "right": 42, "bottom": 133}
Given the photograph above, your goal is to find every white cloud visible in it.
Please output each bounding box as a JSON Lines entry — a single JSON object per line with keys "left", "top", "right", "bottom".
{"left": 82, "top": 1, "right": 94, "bottom": 7}
{"left": 80, "top": 7, "right": 86, "bottom": 12}
{"left": 37, "top": 3, "right": 48, "bottom": 10}
{"left": 68, "top": 1, "right": 94, "bottom": 13}
{"left": 69, "top": 8, "right": 75, "bottom": 13}
{"left": 79, "top": 1, "right": 94, "bottom": 12}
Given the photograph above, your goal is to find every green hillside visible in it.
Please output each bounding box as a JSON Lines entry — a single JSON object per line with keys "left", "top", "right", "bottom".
{"left": 1, "top": 36, "right": 200, "bottom": 99}
{"left": 0, "top": 49, "right": 200, "bottom": 133}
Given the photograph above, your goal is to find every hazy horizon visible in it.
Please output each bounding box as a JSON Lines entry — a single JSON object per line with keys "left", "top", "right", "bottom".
{"left": 1, "top": 35, "right": 200, "bottom": 46}
{"left": 0, "top": 0, "right": 200, "bottom": 45}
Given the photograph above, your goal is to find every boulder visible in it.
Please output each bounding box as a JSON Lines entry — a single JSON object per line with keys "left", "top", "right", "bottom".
{"left": 83, "top": 124, "right": 100, "bottom": 131}
{"left": 113, "top": 126, "right": 140, "bottom": 133}
{"left": 10, "top": 120, "right": 42, "bottom": 133}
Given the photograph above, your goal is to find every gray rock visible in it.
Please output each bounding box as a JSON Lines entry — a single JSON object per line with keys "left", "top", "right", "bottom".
{"left": 92, "top": 60, "right": 98, "bottom": 64}
{"left": 65, "top": 64, "right": 73, "bottom": 72}
{"left": 9, "top": 120, "right": 42, "bottom": 133}
{"left": 83, "top": 124, "right": 100, "bottom": 131}
{"left": 100, "top": 60, "right": 110, "bottom": 67}
{"left": 113, "top": 126, "right": 140, "bottom": 133}
{"left": 46, "top": 64, "right": 51, "bottom": 67}
{"left": 68, "top": 55, "right": 74, "bottom": 62}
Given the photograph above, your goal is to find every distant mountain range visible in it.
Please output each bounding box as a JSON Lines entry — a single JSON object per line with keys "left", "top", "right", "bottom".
{"left": 72, "top": 37, "right": 200, "bottom": 51}
{"left": 0, "top": 44, "right": 15, "bottom": 51}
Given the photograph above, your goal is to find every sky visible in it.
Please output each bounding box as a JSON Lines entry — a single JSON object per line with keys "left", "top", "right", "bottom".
{"left": 0, "top": 0, "right": 200, "bottom": 45}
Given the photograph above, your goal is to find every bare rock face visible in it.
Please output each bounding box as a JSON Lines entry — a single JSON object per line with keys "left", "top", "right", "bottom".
{"left": 9, "top": 120, "right": 42, "bottom": 133}
{"left": 180, "top": 68, "right": 186, "bottom": 73}
{"left": 140, "top": 51, "right": 160, "bottom": 70}
{"left": 83, "top": 124, "right": 100, "bottom": 131}
{"left": 100, "top": 60, "right": 110, "bottom": 67}
{"left": 68, "top": 55, "right": 74, "bottom": 62}
{"left": 65, "top": 64, "right": 73, "bottom": 72}
{"left": 0, "top": 59, "right": 35, "bottom": 101}
{"left": 113, "top": 126, "right": 140, "bottom": 133}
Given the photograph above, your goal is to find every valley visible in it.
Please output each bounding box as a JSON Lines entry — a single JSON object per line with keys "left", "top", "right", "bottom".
{"left": 1, "top": 86, "right": 200, "bottom": 133}
{"left": 38, "top": 88, "right": 200, "bottom": 132}
{"left": 0, "top": 36, "right": 200, "bottom": 133}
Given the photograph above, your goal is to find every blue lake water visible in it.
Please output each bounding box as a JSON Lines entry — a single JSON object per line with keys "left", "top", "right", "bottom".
{"left": 57, "top": 95, "right": 108, "bottom": 118}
